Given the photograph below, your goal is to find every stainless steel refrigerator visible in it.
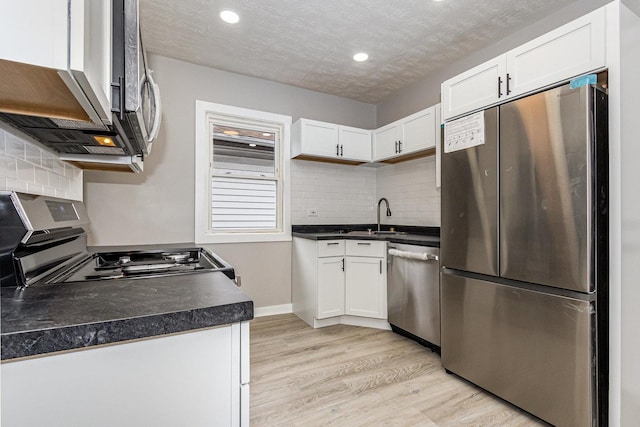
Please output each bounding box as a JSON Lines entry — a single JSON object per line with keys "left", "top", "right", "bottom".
{"left": 441, "top": 83, "right": 608, "bottom": 427}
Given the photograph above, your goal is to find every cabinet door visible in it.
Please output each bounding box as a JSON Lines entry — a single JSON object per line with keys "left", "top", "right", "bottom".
{"left": 339, "top": 125, "right": 371, "bottom": 162}
{"left": 373, "top": 122, "right": 401, "bottom": 161}
{"left": 506, "top": 8, "right": 605, "bottom": 97}
{"left": 317, "top": 256, "right": 345, "bottom": 319}
{"left": 401, "top": 106, "right": 436, "bottom": 155}
{"left": 297, "top": 119, "right": 340, "bottom": 159}
{"left": 441, "top": 56, "right": 507, "bottom": 121}
{"left": 1, "top": 327, "right": 239, "bottom": 426}
{"left": 0, "top": 0, "right": 68, "bottom": 69}
{"left": 345, "top": 257, "right": 386, "bottom": 319}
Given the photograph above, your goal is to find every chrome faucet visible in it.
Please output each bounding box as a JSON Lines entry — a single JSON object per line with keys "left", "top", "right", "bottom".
{"left": 377, "top": 197, "right": 391, "bottom": 232}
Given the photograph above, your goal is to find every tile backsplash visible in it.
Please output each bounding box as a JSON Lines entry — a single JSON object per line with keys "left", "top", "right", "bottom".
{"left": 291, "top": 160, "right": 377, "bottom": 224}
{"left": 0, "top": 128, "right": 83, "bottom": 200}
{"left": 376, "top": 156, "right": 440, "bottom": 227}
{"left": 291, "top": 155, "right": 440, "bottom": 226}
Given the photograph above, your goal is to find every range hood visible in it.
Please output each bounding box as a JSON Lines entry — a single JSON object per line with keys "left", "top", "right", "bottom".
{"left": 0, "top": 0, "right": 160, "bottom": 174}
{"left": 0, "top": 59, "right": 142, "bottom": 172}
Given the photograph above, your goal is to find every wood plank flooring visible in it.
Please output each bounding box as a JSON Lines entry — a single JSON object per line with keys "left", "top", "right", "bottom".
{"left": 249, "top": 314, "right": 548, "bottom": 427}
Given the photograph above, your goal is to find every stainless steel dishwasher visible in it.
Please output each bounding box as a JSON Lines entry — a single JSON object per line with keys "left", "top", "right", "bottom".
{"left": 387, "top": 243, "right": 440, "bottom": 351}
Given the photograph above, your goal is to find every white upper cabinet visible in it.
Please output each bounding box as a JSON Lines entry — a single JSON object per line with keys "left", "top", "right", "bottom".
{"left": 374, "top": 105, "right": 438, "bottom": 162}
{"left": 339, "top": 125, "right": 373, "bottom": 161}
{"left": 402, "top": 107, "right": 437, "bottom": 154}
{"left": 441, "top": 57, "right": 507, "bottom": 122}
{"left": 293, "top": 104, "right": 439, "bottom": 164}
{"left": 506, "top": 9, "right": 605, "bottom": 97}
{"left": 292, "top": 118, "right": 340, "bottom": 158}
{"left": 441, "top": 7, "right": 606, "bottom": 121}
{"left": 0, "top": 0, "right": 112, "bottom": 125}
{"left": 373, "top": 122, "right": 402, "bottom": 161}
{"left": 292, "top": 118, "right": 371, "bottom": 162}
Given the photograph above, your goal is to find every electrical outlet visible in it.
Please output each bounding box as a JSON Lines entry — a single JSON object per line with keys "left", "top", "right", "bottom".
{"left": 307, "top": 208, "right": 318, "bottom": 217}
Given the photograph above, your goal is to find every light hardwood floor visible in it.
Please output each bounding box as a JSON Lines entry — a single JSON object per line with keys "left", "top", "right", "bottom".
{"left": 249, "top": 314, "right": 548, "bottom": 427}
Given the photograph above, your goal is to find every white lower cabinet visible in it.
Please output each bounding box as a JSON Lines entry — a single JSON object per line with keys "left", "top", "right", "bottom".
{"left": 345, "top": 256, "right": 386, "bottom": 318}
{"left": 1, "top": 323, "right": 250, "bottom": 427}
{"left": 292, "top": 237, "right": 388, "bottom": 329}
{"left": 317, "top": 255, "right": 346, "bottom": 318}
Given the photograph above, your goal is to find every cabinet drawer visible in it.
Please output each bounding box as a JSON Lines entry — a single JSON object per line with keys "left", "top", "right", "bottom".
{"left": 346, "top": 240, "right": 386, "bottom": 257}
{"left": 317, "top": 240, "right": 345, "bottom": 257}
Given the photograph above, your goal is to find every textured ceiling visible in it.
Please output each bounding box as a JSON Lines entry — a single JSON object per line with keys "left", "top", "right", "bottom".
{"left": 139, "top": 0, "right": 577, "bottom": 104}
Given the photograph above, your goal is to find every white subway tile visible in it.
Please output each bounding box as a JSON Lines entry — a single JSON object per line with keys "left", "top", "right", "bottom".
{"left": 0, "top": 130, "right": 5, "bottom": 153}
{"left": 27, "top": 182, "right": 44, "bottom": 196}
{"left": 48, "top": 171, "right": 60, "bottom": 189}
{"left": 34, "top": 167, "right": 49, "bottom": 186}
{"left": 6, "top": 133, "right": 25, "bottom": 159}
{"left": 59, "top": 176, "right": 70, "bottom": 191}
{"left": 0, "top": 155, "right": 18, "bottom": 180}
{"left": 6, "top": 179, "right": 28, "bottom": 193}
{"left": 25, "top": 144, "right": 42, "bottom": 166}
{"left": 16, "top": 159, "right": 34, "bottom": 183}
{"left": 43, "top": 186, "right": 57, "bottom": 197}
{"left": 41, "top": 151, "right": 55, "bottom": 170}
{"left": 53, "top": 160, "right": 65, "bottom": 175}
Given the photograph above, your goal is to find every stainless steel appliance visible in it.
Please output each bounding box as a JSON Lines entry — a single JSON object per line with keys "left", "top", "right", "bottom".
{"left": 441, "top": 82, "right": 608, "bottom": 427}
{"left": 387, "top": 243, "right": 440, "bottom": 350}
{"left": 0, "top": 192, "right": 232, "bottom": 289}
{"left": 0, "top": 0, "right": 160, "bottom": 170}
{"left": 110, "top": 0, "right": 162, "bottom": 156}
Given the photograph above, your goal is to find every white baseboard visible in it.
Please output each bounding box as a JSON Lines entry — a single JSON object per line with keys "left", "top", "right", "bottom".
{"left": 254, "top": 303, "right": 293, "bottom": 317}
{"left": 313, "top": 315, "right": 391, "bottom": 331}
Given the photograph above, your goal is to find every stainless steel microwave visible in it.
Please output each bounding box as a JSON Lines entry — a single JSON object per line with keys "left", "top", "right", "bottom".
{"left": 111, "top": 0, "right": 162, "bottom": 156}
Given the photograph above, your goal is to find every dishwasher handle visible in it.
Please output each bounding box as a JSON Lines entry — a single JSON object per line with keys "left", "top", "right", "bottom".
{"left": 388, "top": 248, "right": 438, "bottom": 262}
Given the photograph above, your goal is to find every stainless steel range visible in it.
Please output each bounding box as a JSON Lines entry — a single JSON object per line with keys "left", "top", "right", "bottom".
{"left": 0, "top": 192, "right": 233, "bottom": 288}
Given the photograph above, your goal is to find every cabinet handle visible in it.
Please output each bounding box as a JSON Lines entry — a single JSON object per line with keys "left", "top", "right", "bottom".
{"left": 340, "top": 144, "right": 343, "bottom": 156}
{"left": 395, "top": 141, "right": 398, "bottom": 153}
{"left": 379, "top": 259, "right": 383, "bottom": 274}
{"left": 498, "top": 76, "right": 503, "bottom": 98}
{"left": 506, "top": 73, "right": 512, "bottom": 95}
{"left": 341, "top": 258, "right": 345, "bottom": 271}
{"left": 398, "top": 140, "right": 402, "bottom": 153}
{"left": 357, "top": 242, "right": 371, "bottom": 245}
{"left": 327, "top": 242, "right": 340, "bottom": 246}
{"left": 336, "top": 144, "right": 340, "bottom": 156}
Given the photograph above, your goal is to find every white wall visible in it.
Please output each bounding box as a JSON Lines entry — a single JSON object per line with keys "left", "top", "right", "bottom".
{"left": 0, "top": 127, "right": 83, "bottom": 200}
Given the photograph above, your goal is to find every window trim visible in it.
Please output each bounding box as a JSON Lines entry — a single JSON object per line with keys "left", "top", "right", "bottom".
{"left": 195, "top": 100, "right": 291, "bottom": 244}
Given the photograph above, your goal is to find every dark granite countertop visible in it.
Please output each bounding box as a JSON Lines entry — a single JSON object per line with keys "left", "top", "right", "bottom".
{"left": 292, "top": 224, "right": 440, "bottom": 247}
{"left": 1, "top": 271, "right": 253, "bottom": 361}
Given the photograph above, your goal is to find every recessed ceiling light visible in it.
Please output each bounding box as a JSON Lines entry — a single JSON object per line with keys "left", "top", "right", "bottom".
{"left": 249, "top": 143, "right": 257, "bottom": 147}
{"left": 220, "top": 10, "right": 240, "bottom": 24}
{"left": 262, "top": 132, "right": 271, "bottom": 137}
{"left": 223, "top": 130, "right": 240, "bottom": 135}
{"left": 353, "top": 52, "right": 369, "bottom": 62}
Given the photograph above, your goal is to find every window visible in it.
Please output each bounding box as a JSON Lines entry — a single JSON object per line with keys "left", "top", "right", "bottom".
{"left": 195, "top": 101, "right": 291, "bottom": 243}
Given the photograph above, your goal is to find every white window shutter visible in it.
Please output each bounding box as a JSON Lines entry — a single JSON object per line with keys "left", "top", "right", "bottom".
{"left": 211, "top": 177, "right": 277, "bottom": 230}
